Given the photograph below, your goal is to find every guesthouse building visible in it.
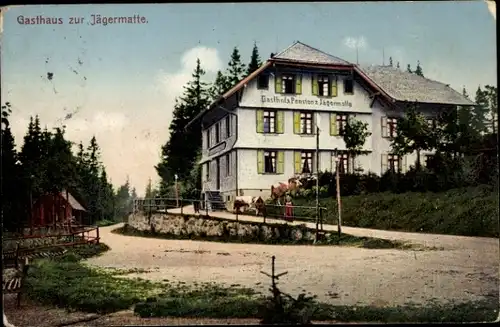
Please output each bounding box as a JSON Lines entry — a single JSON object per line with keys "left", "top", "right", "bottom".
{"left": 186, "top": 41, "right": 474, "bottom": 208}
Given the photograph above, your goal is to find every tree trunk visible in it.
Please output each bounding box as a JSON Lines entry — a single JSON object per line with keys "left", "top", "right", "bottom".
{"left": 416, "top": 149, "right": 421, "bottom": 170}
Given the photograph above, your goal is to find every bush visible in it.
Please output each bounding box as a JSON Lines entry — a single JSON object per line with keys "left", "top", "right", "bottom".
{"left": 290, "top": 185, "right": 499, "bottom": 237}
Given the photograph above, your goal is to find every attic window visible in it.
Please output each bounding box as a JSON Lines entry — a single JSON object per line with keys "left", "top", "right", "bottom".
{"left": 282, "top": 74, "right": 295, "bottom": 94}
{"left": 344, "top": 78, "right": 354, "bottom": 94}
{"left": 258, "top": 74, "right": 269, "bottom": 89}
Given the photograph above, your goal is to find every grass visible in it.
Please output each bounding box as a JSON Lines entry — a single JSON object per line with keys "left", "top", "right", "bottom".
{"left": 111, "top": 224, "right": 429, "bottom": 250}
{"left": 272, "top": 185, "right": 499, "bottom": 238}
{"left": 23, "top": 243, "right": 497, "bottom": 322}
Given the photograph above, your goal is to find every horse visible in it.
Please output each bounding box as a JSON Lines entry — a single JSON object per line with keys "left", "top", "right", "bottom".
{"left": 270, "top": 177, "right": 303, "bottom": 205}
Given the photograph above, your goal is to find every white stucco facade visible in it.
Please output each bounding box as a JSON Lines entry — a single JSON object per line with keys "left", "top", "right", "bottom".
{"left": 194, "top": 42, "right": 471, "bottom": 202}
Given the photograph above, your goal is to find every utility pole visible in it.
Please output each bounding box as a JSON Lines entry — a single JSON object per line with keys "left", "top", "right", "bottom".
{"left": 334, "top": 148, "right": 342, "bottom": 237}
{"left": 314, "top": 123, "right": 320, "bottom": 243}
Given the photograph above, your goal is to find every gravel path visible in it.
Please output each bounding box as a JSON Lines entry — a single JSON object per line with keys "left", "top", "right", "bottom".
{"left": 86, "top": 221, "right": 499, "bottom": 307}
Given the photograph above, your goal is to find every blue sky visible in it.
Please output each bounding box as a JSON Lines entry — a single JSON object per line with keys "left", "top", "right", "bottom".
{"left": 1, "top": 2, "right": 496, "bottom": 195}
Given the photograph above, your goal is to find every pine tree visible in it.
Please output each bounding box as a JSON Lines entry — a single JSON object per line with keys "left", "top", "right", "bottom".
{"left": 414, "top": 61, "right": 424, "bottom": 77}
{"left": 472, "top": 86, "right": 489, "bottom": 135}
{"left": 406, "top": 64, "right": 412, "bottom": 74}
{"left": 483, "top": 85, "right": 498, "bottom": 133}
{"left": 389, "top": 57, "right": 393, "bottom": 67}
{"left": 156, "top": 59, "right": 210, "bottom": 192}
{"left": 396, "top": 62, "right": 400, "bottom": 69}
{"left": 1, "top": 102, "right": 22, "bottom": 230}
{"left": 246, "top": 41, "right": 262, "bottom": 76}
{"left": 145, "top": 178, "right": 153, "bottom": 198}
{"left": 226, "top": 47, "right": 246, "bottom": 87}
{"left": 208, "top": 71, "right": 231, "bottom": 102}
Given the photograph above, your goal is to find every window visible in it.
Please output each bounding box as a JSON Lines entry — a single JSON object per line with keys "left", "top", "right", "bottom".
{"left": 215, "top": 123, "right": 220, "bottom": 144}
{"left": 225, "top": 116, "right": 231, "bottom": 138}
{"left": 425, "top": 154, "right": 435, "bottom": 169}
{"left": 282, "top": 74, "right": 295, "bottom": 94}
{"left": 427, "top": 118, "right": 436, "bottom": 129}
{"left": 318, "top": 75, "right": 330, "bottom": 96}
{"left": 301, "top": 152, "right": 313, "bottom": 174}
{"left": 336, "top": 114, "right": 349, "bottom": 135}
{"left": 382, "top": 117, "right": 398, "bottom": 138}
{"left": 344, "top": 77, "right": 354, "bottom": 94}
{"left": 264, "top": 151, "right": 277, "bottom": 173}
{"left": 388, "top": 154, "right": 402, "bottom": 173}
{"left": 225, "top": 153, "right": 231, "bottom": 176}
{"left": 263, "top": 110, "right": 277, "bottom": 133}
{"left": 258, "top": 74, "right": 269, "bottom": 89}
{"left": 333, "top": 152, "right": 353, "bottom": 174}
{"left": 205, "top": 162, "right": 210, "bottom": 180}
{"left": 300, "top": 112, "right": 314, "bottom": 134}
{"left": 206, "top": 130, "right": 211, "bottom": 148}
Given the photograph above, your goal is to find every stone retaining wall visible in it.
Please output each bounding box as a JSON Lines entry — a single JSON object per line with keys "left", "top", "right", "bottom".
{"left": 127, "top": 213, "right": 330, "bottom": 243}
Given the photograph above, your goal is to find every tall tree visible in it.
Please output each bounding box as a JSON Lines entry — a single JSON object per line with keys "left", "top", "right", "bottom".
{"left": 156, "top": 58, "right": 210, "bottom": 192}
{"left": 484, "top": 85, "right": 498, "bottom": 133}
{"left": 389, "top": 57, "right": 393, "bottom": 67}
{"left": 342, "top": 118, "right": 372, "bottom": 172}
{"left": 472, "top": 86, "right": 489, "bottom": 135}
{"left": 396, "top": 62, "right": 400, "bottom": 69}
{"left": 406, "top": 64, "right": 412, "bottom": 74}
{"left": 391, "top": 103, "right": 436, "bottom": 169}
{"left": 246, "top": 41, "right": 262, "bottom": 76}
{"left": 226, "top": 47, "right": 246, "bottom": 87}
{"left": 1, "top": 102, "right": 23, "bottom": 230}
{"left": 414, "top": 60, "right": 424, "bottom": 77}
{"left": 208, "top": 71, "right": 230, "bottom": 102}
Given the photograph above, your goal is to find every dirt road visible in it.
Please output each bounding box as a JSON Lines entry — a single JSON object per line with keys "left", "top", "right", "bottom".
{"left": 86, "top": 223, "right": 499, "bottom": 307}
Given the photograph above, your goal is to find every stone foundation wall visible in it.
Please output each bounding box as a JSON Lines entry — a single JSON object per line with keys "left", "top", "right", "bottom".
{"left": 127, "top": 213, "right": 328, "bottom": 243}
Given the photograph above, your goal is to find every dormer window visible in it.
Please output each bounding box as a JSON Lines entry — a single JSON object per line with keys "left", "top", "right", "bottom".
{"left": 282, "top": 74, "right": 295, "bottom": 94}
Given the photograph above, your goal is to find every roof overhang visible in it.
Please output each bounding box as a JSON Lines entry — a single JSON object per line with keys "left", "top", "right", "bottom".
{"left": 185, "top": 61, "right": 273, "bottom": 130}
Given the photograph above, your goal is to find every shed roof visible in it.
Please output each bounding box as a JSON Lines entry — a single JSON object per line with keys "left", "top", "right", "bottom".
{"left": 60, "top": 189, "right": 86, "bottom": 211}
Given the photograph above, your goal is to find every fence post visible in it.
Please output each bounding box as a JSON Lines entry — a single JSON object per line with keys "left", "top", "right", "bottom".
{"left": 180, "top": 199, "right": 184, "bottom": 215}
{"left": 96, "top": 227, "right": 100, "bottom": 244}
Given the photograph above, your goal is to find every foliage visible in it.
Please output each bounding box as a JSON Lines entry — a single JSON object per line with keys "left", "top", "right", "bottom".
{"left": 259, "top": 257, "right": 317, "bottom": 325}
{"left": 414, "top": 60, "right": 424, "bottom": 77}
{"left": 343, "top": 117, "right": 371, "bottom": 155}
{"left": 156, "top": 59, "right": 210, "bottom": 192}
{"left": 289, "top": 185, "right": 499, "bottom": 237}
{"left": 1, "top": 103, "right": 136, "bottom": 231}
{"left": 391, "top": 103, "right": 436, "bottom": 168}
{"left": 226, "top": 46, "right": 246, "bottom": 87}
{"left": 246, "top": 41, "right": 262, "bottom": 76}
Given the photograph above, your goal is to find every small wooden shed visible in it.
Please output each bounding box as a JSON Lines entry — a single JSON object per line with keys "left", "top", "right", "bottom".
{"left": 32, "top": 189, "right": 87, "bottom": 227}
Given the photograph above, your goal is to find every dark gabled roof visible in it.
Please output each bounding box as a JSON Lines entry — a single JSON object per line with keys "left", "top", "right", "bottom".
{"left": 60, "top": 189, "right": 86, "bottom": 211}
{"left": 273, "top": 41, "right": 351, "bottom": 65}
{"left": 360, "top": 65, "right": 475, "bottom": 106}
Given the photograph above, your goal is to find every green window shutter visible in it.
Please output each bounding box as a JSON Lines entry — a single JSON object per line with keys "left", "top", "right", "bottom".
{"left": 275, "top": 75, "right": 282, "bottom": 93}
{"left": 293, "top": 112, "right": 301, "bottom": 134}
{"left": 277, "top": 151, "right": 285, "bottom": 174}
{"left": 257, "top": 150, "right": 264, "bottom": 174}
{"left": 331, "top": 75, "right": 338, "bottom": 97}
{"left": 381, "top": 154, "right": 388, "bottom": 174}
{"left": 295, "top": 74, "right": 302, "bottom": 94}
{"left": 330, "top": 113, "right": 338, "bottom": 136}
{"left": 312, "top": 75, "right": 318, "bottom": 96}
{"left": 381, "top": 116, "right": 388, "bottom": 138}
{"left": 294, "top": 151, "right": 302, "bottom": 174}
{"left": 276, "top": 110, "right": 284, "bottom": 134}
{"left": 256, "top": 110, "right": 264, "bottom": 133}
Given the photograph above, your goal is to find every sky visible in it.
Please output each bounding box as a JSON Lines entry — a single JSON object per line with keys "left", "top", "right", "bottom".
{"left": 1, "top": 2, "right": 497, "bottom": 196}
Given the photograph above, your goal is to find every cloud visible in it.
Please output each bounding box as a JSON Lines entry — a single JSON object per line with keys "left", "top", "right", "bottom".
{"left": 343, "top": 36, "right": 368, "bottom": 50}
{"left": 485, "top": 0, "right": 496, "bottom": 20}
